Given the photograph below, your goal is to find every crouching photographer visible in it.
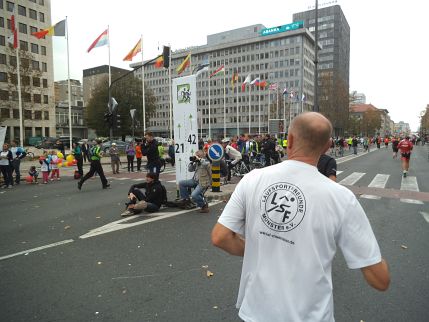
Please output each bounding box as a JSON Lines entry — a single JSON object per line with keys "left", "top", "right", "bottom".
{"left": 178, "top": 150, "right": 212, "bottom": 213}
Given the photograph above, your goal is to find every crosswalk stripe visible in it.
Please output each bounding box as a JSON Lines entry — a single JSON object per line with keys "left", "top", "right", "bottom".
{"left": 368, "top": 174, "right": 390, "bottom": 188}
{"left": 400, "top": 176, "right": 419, "bottom": 192}
{"left": 339, "top": 172, "right": 365, "bottom": 185}
{"left": 336, "top": 170, "right": 343, "bottom": 175}
{"left": 361, "top": 194, "right": 381, "bottom": 200}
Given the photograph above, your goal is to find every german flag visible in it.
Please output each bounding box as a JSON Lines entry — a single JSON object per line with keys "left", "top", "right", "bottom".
{"left": 154, "top": 55, "right": 164, "bottom": 68}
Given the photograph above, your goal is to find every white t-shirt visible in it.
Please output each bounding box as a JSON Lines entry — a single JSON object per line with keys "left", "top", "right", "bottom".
{"left": 218, "top": 160, "right": 381, "bottom": 322}
{"left": 225, "top": 145, "right": 242, "bottom": 160}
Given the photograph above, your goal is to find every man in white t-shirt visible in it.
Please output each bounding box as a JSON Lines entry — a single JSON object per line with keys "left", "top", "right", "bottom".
{"left": 211, "top": 112, "right": 390, "bottom": 322}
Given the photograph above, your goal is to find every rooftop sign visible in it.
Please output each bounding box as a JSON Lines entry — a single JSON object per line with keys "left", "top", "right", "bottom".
{"left": 260, "top": 21, "right": 304, "bottom": 36}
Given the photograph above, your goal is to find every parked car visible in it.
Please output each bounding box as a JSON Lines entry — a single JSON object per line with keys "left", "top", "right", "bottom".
{"left": 28, "top": 136, "right": 44, "bottom": 147}
{"left": 101, "top": 140, "right": 128, "bottom": 154}
{"left": 35, "top": 137, "right": 58, "bottom": 149}
{"left": 57, "top": 136, "right": 81, "bottom": 148}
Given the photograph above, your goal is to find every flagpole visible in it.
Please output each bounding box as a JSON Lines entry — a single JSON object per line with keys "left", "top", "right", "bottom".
{"left": 168, "top": 43, "right": 172, "bottom": 139}
{"left": 141, "top": 35, "right": 146, "bottom": 135}
{"left": 66, "top": 16, "right": 72, "bottom": 151}
{"left": 248, "top": 85, "right": 251, "bottom": 134}
{"left": 236, "top": 74, "right": 239, "bottom": 136}
{"left": 258, "top": 82, "right": 261, "bottom": 135}
{"left": 223, "top": 60, "right": 226, "bottom": 138}
{"left": 189, "top": 52, "right": 192, "bottom": 76}
{"left": 268, "top": 90, "right": 271, "bottom": 133}
{"left": 107, "top": 25, "right": 111, "bottom": 87}
{"left": 208, "top": 56, "right": 211, "bottom": 139}
{"left": 107, "top": 25, "right": 113, "bottom": 139}
{"left": 289, "top": 97, "right": 292, "bottom": 133}
{"left": 276, "top": 85, "right": 279, "bottom": 119}
{"left": 283, "top": 94, "right": 286, "bottom": 134}
{"left": 14, "top": 6, "right": 23, "bottom": 146}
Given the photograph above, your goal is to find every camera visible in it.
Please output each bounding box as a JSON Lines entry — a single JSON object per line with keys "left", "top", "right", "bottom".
{"left": 189, "top": 156, "right": 198, "bottom": 162}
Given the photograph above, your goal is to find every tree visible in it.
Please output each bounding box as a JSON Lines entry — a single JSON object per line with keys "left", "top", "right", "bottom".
{"left": 318, "top": 72, "right": 349, "bottom": 136}
{"left": 86, "top": 75, "right": 156, "bottom": 138}
{"left": 362, "top": 109, "right": 381, "bottom": 137}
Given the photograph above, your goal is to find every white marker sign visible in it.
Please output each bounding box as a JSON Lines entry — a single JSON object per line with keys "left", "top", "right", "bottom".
{"left": 172, "top": 75, "right": 198, "bottom": 184}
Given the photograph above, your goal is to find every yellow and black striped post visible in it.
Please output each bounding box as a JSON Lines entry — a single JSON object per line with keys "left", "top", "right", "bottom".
{"left": 211, "top": 161, "right": 221, "bottom": 192}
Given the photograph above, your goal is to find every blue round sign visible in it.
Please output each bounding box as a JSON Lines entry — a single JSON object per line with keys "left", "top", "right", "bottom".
{"left": 208, "top": 143, "right": 224, "bottom": 161}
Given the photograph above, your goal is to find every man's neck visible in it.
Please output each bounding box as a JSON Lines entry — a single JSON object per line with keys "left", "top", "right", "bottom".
{"left": 287, "top": 150, "right": 318, "bottom": 167}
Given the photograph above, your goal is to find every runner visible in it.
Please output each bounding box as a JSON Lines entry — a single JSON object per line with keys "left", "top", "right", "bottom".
{"left": 397, "top": 136, "right": 413, "bottom": 177}
{"left": 391, "top": 137, "right": 399, "bottom": 159}
{"left": 384, "top": 137, "right": 389, "bottom": 148}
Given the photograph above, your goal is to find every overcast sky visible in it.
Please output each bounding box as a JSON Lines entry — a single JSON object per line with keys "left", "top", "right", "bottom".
{"left": 51, "top": 0, "right": 429, "bottom": 131}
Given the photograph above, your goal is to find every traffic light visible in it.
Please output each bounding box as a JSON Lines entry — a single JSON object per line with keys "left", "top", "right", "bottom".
{"left": 163, "top": 46, "right": 170, "bottom": 68}
{"left": 104, "top": 112, "right": 113, "bottom": 127}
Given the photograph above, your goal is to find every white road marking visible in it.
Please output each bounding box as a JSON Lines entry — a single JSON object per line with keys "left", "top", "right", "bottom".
{"left": 400, "top": 199, "right": 424, "bottom": 205}
{"left": 400, "top": 176, "right": 419, "bottom": 192}
{"left": 336, "top": 170, "right": 343, "bottom": 175}
{"left": 116, "top": 177, "right": 129, "bottom": 181}
{"left": 0, "top": 239, "right": 74, "bottom": 261}
{"left": 368, "top": 174, "right": 390, "bottom": 188}
{"left": 166, "top": 180, "right": 177, "bottom": 183}
{"left": 79, "top": 201, "right": 222, "bottom": 239}
{"left": 360, "top": 194, "right": 381, "bottom": 200}
{"left": 339, "top": 172, "right": 365, "bottom": 186}
{"left": 420, "top": 212, "right": 429, "bottom": 223}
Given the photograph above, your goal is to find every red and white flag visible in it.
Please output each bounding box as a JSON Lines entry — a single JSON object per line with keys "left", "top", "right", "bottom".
{"left": 269, "top": 83, "right": 278, "bottom": 91}
{"left": 241, "top": 74, "right": 251, "bottom": 91}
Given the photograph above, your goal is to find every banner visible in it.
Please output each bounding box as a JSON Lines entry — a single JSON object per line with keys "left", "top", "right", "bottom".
{"left": 172, "top": 75, "right": 198, "bottom": 184}
{"left": 0, "top": 126, "right": 7, "bottom": 147}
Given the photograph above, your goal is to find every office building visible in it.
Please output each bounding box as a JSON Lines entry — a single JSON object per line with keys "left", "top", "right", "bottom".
{"left": 293, "top": 4, "right": 350, "bottom": 135}
{"left": 54, "top": 79, "right": 87, "bottom": 138}
{"left": 132, "top": 22, "right": 317, "bottom": 138}
{"left": 0, "top": 0, "right": 55, "bottom": 143}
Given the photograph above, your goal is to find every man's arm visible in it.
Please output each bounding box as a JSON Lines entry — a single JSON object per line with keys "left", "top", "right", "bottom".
{"left": 360, "top": 258, "right": 390, "bottom": 291}
{"left": 211, "top": 223, "right": 245, "bottom": 256}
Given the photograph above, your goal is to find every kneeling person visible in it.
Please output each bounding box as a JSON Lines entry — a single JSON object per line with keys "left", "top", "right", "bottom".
{"left": 123, "top": 173, "right": 166, "bottom": 216}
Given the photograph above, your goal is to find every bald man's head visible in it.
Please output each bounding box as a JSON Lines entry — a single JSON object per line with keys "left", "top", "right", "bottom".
{"left": 288, "top": 112, "right": 332, "bottom": 157}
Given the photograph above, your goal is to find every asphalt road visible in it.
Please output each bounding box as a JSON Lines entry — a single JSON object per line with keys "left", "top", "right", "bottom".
{"left": 0, "top": 145, "right": 428, "bottom": 322}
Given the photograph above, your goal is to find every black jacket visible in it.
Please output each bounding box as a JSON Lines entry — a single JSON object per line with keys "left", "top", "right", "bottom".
{"left": 141, "top": 139, "right": 161, "bottom": 165}
{"left": 128, "top": 180, "right": 164, "bottom": 207}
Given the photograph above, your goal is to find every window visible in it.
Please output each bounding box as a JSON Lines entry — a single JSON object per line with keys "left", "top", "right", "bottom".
{"left": 29, "top": 9, "right": 37, "bottom": 20}
{"left": 33, "top": 94, "right": 41, "bottom": 103}
{"left": 41, "top": 46, "right": 46, "bottom": 55}
{"left": 31, "top": 43, "right": 39, "bottom": 54}
{"left": 33, "top": 77, "right": 40, "bottom": 87}
{"left": 42, "top": 79, "right": 47, "bottom": 88}
{"left": 32, "top": 60, "right": 39, "bottom": 70}
{"left": 9, "top": 55, "right": 16, "bottom": 66}
{"left": 7, "top": 1, "right": 14, "bottom": 12}
{"left": 19, "top": 23, "right": 27, "bottom": 34}
{"left": 39, "top": 12, "right": 45, "bottom": 23}
{"left": 39, "top": 0, "right": 45, "bottom": 4}
{"left": 20, "top": 41, "right": 28, "bottom": 51}
{"left": 21, "top": 76, "right": 30, "bottom": 86}
{"left": 30, "top": 26, "right": 38, "bottom": 34}
{"left": 1, "top": 108, "right": 9, "bottom": 118}
{"left": 44, "top": 111, "right": 49, "bottom": 120}
{"left": 0, "top": 72, "right": 7, "bottom": 82}
{"left": 43, "top": 95, "right": 48, "bottom": 104}
{"left": 18, "top": 5, "right": 26, "bottom": 16}
{"left": 24, "top": 109, "right": 32, "bottom": 119}
{"left": 0, "top": 54, "right": 5, "bottom": 64}
{"left": 0, "top": 17, "right": 4, "bottom": 28}
{"left": 42, "top": 62, "right": 47, "bottom": 72}
{"left": 34, "top": 110, "right": 42, "bottom": 119}
{"left": 0, "top": 90, "right": 9, "bottom": 100}
{"left": 0, "top": 35, "right": 4, "bottom": 46}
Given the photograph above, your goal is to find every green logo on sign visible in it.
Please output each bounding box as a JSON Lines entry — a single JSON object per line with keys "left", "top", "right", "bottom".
{"left": 177, "top": 84, "right": 191, "bottom": 104}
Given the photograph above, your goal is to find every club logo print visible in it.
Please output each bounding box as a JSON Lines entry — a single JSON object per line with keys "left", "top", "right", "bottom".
{"left": 260, "top": 182, "right": 306, "bottom": 232}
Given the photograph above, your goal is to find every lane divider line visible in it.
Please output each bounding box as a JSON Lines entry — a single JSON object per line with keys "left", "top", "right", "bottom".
{"left": 0, "top": 239, "right": 74, "bottom": 262}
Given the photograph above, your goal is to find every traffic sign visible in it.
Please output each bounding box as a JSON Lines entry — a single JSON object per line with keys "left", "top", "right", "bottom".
{"left": 208, "top": 143, "right": 224, "bottom": 161}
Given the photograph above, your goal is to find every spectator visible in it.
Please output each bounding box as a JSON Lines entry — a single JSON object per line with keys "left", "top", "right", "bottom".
{"left": 0, "top": 143, "right": 13, "bottom": 188}
{"left": 10, "top": 140, "right": 26, "bottom": 185}
{"left": 109, "top": 143, "right": 120, "bottom": 174}
{"left": 141, "top": 132, "right": 162, "bottom": 178}
{"left": 135, "top": 140, "right": 143, "bottom": 171}
{"left": 126, "top": 142, "right": 135, "bottom": 172}
{"left": 72, "top": 142, "right": 84, "bottom": 177}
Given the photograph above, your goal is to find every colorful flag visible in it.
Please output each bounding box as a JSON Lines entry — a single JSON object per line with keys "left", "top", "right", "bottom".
{"left": 31, "top": 19, "right": 66, "bottom": 39}
{"left": 176, "top": 53, "right": 191, "bottom": 75}
{"left": 241, "top": 74, "right": 251, "bottom": 91}
{"left": 257, "top": 80, "right": 268, "bottom": 89}
{"left": 87, "top": 29, "right": 108, "bottom": 53}
{"left": 269, "top": 83, "right": 278, "bottom": 91}
{"left": 8, "top": 14, "right": 18, "bottom": 49}
{"left": 209, "top": 65, "right": 225, "bottom": 78}
{"left": 231, "top": 72, "right": 239, "bottom": 89}
{"left": 282, "top": 88, "right": 288, "bottom": 95}
{"left": 194, "top": 62, "right": 209, "bottom": 76}
{"left": 250, "top": 77, "right": 260, "bottom": 85}
{"left": 123, "top": 38, "right": 142, "bottom": 61}
{"left": 154, "top": 55, "right": 164, "bottom": 68}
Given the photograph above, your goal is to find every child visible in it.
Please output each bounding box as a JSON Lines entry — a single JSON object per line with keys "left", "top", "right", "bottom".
{"left": 49, "top": 150, "right": 60, "bottom": 181}
{"left": 39, "top": 153, "right": 50, "bottom": 184}
{"left": 28, "top": 166, "right": 39, "bottom": 184}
